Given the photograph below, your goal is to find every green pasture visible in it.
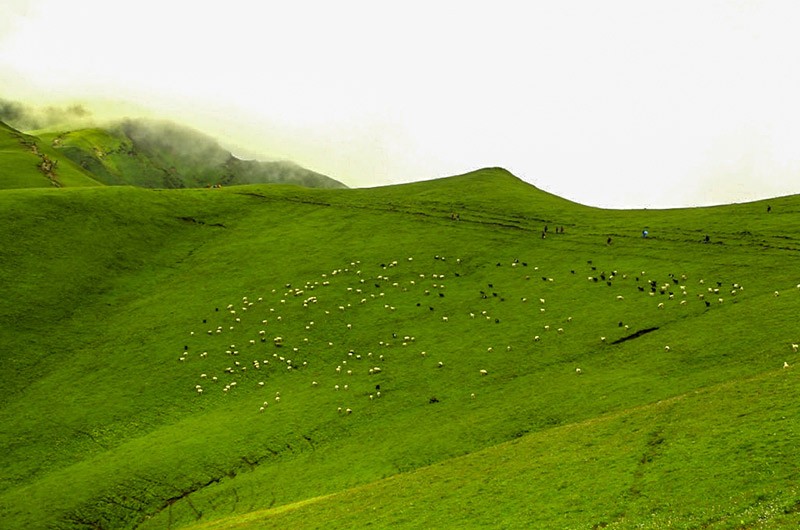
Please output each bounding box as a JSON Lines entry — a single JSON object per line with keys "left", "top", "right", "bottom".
{"left": 1, "top": 168, "right": 798, "bottom": 529}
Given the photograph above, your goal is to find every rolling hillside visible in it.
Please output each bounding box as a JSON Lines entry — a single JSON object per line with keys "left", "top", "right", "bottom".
{"left": 0, "top": 119, "right": 346, "bottom": 190}
{"left": 0, "top": 120, "right": 103, "bottom": 189}
{"left": 1, "top": 168, "right": 799, "bottom": 529}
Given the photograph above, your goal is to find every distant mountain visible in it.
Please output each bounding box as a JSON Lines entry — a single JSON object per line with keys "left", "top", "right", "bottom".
{"left": 0, "top": 118, "right": 347, "bottom": 190}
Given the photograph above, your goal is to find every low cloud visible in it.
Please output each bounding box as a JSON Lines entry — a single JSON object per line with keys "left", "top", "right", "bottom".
{"left": 0, "top": 98, "right": 93, "bottom": 130}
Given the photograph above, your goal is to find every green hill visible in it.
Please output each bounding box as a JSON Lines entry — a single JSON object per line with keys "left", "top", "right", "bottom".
{"left": 1, "top": 168, "right": 799, "bottom": 529}
{"left": 0, "top": 118, "right": 345, "bottom": 190}
{"left": 0, "top": 120, "right": 103, "bottom": 189}
{"left": 38, "top": 119, "right": 347, "bottom": 189}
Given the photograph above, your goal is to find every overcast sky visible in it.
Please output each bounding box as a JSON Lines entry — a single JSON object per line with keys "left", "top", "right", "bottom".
{"left": 2, "top": 0, "right": 800, "bottom": 208}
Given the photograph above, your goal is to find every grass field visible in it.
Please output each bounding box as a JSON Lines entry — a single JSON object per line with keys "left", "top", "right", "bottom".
{"left": 1, "top": 168, "right": 798, "bottom": 529}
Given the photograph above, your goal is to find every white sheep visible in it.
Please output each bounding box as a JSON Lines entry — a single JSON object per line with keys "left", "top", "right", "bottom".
{"left": 575, "top": 368, "right": 582, "bottom": 375}
{"left": 479, "top": 369, "right": 488, "bottom": 376}
{"left": 792, "top": 344, "right": 799, "bottom": 353}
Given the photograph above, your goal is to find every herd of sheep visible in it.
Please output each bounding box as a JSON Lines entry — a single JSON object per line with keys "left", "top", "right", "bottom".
{"left": 177, "top": 254, "right": 800, "bottom": 415}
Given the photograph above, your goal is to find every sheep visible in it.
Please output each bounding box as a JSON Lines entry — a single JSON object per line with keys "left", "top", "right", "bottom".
{"left": 784, "top": 361, "right": 790, "bottom": 369}
{"left": 616, "top": 295, "right": 624, "bottom": 301}
{"left": 664, "top": 345, "right": 670, "bottom": 352}
{"left": 575, "top": 368, "right": 582, "bottom": 375}
{"left": 792, "top": 344, "right": 799, "bottom": 353}
{"left": 479, "top": 369, "right": 488, "bottom": 376}
{"left": 657, "top": 302, "right": 665, "bottom": 309}
{"left": 557, "top": 328, "right": 564, "bottom": 334}
{"left": 534, "top": 335, "right": 540, "bottom": 342}
{"left": 775, "top": 291, "right": 780, "bottom": 297}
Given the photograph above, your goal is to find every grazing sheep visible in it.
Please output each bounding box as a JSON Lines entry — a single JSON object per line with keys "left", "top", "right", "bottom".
{"left": 575, "top": 368, "right": 582, "bottom": 375}
{"left": 784, "top": 361, "right": 790, "bottom": 369}
{"left": 664, "top": 345, "right": 670, "bottom": 352}
{"left": 534, "top": 335, "right": 540, "bottom": 342}
{"left": 792, "top": 344, "right": 799, "bottom": 353}
{"left": 479, "top": 369, "right": 488, "bottom": 376}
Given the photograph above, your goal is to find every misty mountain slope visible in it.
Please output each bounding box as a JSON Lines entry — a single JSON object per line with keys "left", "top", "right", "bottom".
{"left": 0, "top": 120, "right": 102, "bottom": 189}
{"left": 38, "top": 119, "right": 347, "bottom": 189}
{"left": 1, "top": 170, "right": 799, "bottom": 529}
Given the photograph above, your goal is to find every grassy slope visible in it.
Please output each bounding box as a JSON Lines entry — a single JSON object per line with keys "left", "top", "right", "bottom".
{"left": 0, "top": 121, "right": 101, "bottom": 189}
{"left": 36, "top": 121, "right": 347, "bottom": 190}
{"left": 1, "top": 168, "right": 799, "bottom": 529}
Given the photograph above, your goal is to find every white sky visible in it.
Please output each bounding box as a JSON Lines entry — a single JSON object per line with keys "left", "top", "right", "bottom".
{"left": 2, "top": 0, "right": 800, "bottom": 208}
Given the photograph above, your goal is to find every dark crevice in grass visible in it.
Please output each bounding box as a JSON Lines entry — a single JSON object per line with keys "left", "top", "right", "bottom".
{"left": 176, "top": 216, "right": 226, "bottom": 228}
{"left": 610, "top": 327, "right": 659, "bottom": 345}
